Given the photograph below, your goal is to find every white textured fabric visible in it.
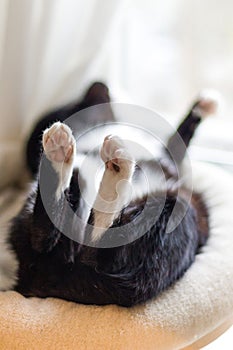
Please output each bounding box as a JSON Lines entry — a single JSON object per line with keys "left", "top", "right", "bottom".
{"left": 0, "top": 162, "right": 232, "bottom": 349}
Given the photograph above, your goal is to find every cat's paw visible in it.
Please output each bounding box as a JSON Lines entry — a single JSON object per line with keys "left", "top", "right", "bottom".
{"left": 43, "top": 122, "right": 75, "bottom": 164}
{"left": 194, "top": 90, "right": 221, "bottom": 118}
{"left": 100, "top": 135, "right": 134, "bottom": 177}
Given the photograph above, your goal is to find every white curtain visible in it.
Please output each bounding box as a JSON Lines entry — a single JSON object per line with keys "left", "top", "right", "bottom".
{"left": 0, "top": 0, "right": 125, "bottom": 188}
{"left": 0, "top": 0, "right": 127, "bottom": 139}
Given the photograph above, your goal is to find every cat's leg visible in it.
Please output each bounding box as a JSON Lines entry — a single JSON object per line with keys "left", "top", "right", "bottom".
{"left": 166, "top": 91, "right": 219, "bottom": 164}
{"left": 31, "top": 122, "right": 77, "bottom": 253}
{"left": 89, "top": 135, "right": 135, "bottom": 242}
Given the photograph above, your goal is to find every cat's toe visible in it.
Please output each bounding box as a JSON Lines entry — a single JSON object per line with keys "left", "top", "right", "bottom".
{"left": 43, "top": 122, "right": 76, "bottom": 164}
{"left": 100, "top": 135, "right": 134, "bottom": 175}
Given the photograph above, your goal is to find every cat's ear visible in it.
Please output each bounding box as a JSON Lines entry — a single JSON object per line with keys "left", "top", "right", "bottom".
{"left": 81, "top": 82, "right": 111, "bottom": 106}
{"left": 79, "top": 82, "right": 115, "bottom": 123}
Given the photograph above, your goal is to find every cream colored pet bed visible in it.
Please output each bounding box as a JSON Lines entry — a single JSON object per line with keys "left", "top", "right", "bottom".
{"left": 0, "top": 162, "right": 233, "bottom": 350}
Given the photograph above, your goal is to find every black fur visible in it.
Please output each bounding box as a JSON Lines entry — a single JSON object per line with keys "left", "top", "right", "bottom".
{"left": 8, "top": 82, "right": 209, "bottom": 307}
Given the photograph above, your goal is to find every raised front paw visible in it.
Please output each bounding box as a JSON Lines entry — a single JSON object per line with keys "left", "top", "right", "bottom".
{"left": 43, "top": 122, "right": 76, "bottom": 164}
{"left": 100, "top": 135, "right": 134, "bottom": 176}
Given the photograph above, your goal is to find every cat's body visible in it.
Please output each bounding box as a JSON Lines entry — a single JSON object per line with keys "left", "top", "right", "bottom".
{"left": 0, "top": 83, "right": 215, "bottom": 306}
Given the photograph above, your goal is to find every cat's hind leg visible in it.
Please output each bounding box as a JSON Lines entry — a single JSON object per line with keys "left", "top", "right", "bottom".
{"left": 166, "top": 91, "right": 219, "bottom": 164}
{"left": 89, "top": 135, "right": 135, "bottom": 242}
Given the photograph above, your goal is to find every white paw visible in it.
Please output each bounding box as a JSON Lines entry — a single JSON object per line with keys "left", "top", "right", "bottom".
{"left": 194, "top": 89, "right": 221, "bottom": 117}
{"left": 43, "top": 122, "right": 75, "bottom": 164}
{"left": 100, "top": 135, "right": 134, "bottom": 175}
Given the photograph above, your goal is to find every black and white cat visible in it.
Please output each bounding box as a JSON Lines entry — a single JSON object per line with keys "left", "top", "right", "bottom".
{"left": 0, "top": 83, "right": 217, "bottom": 307}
